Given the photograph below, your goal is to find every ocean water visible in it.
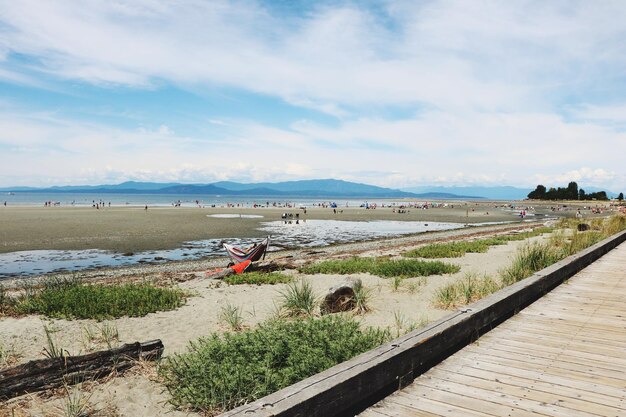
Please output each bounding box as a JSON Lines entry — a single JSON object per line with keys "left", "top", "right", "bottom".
{"left": 0, "top": 219, "right": 467, "bottom": 278}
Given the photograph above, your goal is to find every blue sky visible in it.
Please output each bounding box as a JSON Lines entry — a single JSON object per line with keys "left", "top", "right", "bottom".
{"left": 0, "top": 0, "right": 625, "bottom": 191}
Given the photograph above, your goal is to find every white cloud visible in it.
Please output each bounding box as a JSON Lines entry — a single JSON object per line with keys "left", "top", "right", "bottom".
{"left": 1, "top": 1, "right": 625, "bottom": 192}
{"left": 1, "top": 108, "right": 624, "bottom": 191}
{"left": 2, "top": 1, "right": 625, "bottom": 112}
{"left": 574, "top": 104, "right": 626, "bottom": 124}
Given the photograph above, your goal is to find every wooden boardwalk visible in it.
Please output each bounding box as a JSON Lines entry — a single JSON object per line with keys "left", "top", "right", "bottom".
{"left": 360, "top": 242, "right": 626, "bottom": 417}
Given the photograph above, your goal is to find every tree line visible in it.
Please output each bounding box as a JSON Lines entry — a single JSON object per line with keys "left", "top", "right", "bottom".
{"left": 527, "top": 181, "right": 622, "bottom": 201}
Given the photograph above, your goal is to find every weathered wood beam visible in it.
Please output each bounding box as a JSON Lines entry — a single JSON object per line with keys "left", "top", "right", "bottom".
{"left": 0, "top": 339, "right": 164, "bottom": 400}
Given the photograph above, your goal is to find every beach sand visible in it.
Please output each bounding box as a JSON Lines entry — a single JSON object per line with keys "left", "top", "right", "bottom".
{"left": 0, "top": 200, "right": 597, "bottom": 254}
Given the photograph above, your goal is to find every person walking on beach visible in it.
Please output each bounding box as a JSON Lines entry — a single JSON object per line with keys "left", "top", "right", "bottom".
{"left": 145, "top": 205, "right": 148, "bottom": 211}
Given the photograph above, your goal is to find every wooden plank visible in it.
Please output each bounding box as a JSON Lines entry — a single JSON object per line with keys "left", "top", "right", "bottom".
{"left": 428, "top": 365, "right": 626, "bottom": 411}
{"left": 388, "top": 390, "right": 496, "bottom": 417}
{"left": 396, "top": 385, "right": 538, "bottom": 417}
{"left": 441, "top": 355, "right": 626, "bottom": 399}
{"left": 405, "top": 377, "right": 598, "bottom": 417}
{"left": 463, "top": 344, "right": 626, "bottom": 379}
{"left": 477, "top": 337, "right": 626, "bottom": 370}
{"left": 424, "top": 369, "right": 623, "bottom": 417}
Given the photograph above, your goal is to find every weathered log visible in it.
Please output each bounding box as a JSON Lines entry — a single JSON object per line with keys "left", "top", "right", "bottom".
{"left": 320, "top": 279, "right": 360, "bottom": 314}
{"left": 0, "top": 339, "right": 164, "bottom": 400}
{"left": 205, "top": 268, "right": 235, "bottom": 280}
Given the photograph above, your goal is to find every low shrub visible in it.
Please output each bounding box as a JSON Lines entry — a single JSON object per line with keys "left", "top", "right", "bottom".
{"left": 300, "top": 257, "right": 459, "bottom": 278}
{"left": 404, "top": 241, "right": 490, "bottom": 258}
{"left": 161, "top": 315, "right": 389, "bottom": 413}
{"left": 224, "top": 271, "right": 293, "bottom": 285}
{"left": 405, "top": 227, "right": 553, "bottom": 259}
{"left": 13, "top": 278, "right": 186, "bottom": 320}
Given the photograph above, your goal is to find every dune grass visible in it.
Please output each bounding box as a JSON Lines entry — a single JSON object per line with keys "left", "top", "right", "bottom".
{"left": 405, "top": 227, "right": 554, "bottom": 259}
{"left": 224, "top": 271, "right": 293, "bottom": 285}
{"left": 161, "top": 315, "right": 389, "bottom": 414}
{"left": 435, "top": 273, "right": 501, "bottom": 309}
{"left": 278, "top": 279, "right": 319, "bottom": 317}
{"left": 299, "top": 257, "right": 460, "bottom": 278}
{"left": 3, "top": 276, "right": 186, "bottom": 320}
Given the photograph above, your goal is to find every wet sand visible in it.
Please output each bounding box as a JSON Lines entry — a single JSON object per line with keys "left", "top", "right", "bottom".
{"left": 0, "top": 201, "right": 573, "bottom": 254}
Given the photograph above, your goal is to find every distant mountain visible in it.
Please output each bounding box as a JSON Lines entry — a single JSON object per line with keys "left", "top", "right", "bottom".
{"left": 402, "top": 186, "right": 531, "bottom": 200}
{"left": 411, "top": 192, "right": 482, "bottom": 199}
{"left": 162, "top": 179, "right": 419, "bottom": 197}
{"left": 1, "top": 179, "right": 474, "bottom": 199}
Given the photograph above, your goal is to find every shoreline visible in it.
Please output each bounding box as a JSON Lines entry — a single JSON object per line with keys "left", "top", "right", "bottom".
{"left": 0, "top": 201, "right": 580, "bottom": 254}
{"left": 0, "top": 220, "right": 545, "bottom": 288}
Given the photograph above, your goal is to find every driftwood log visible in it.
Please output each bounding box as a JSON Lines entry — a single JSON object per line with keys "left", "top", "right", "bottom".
{"left": 0, "top": 339, "right": 164, "bottom": 400}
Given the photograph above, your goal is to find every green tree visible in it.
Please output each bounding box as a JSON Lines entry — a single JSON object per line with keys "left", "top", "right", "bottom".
{"left": 528, "top": 185, "right": 547, "bottom": 199}
{"left": 579, "top": 189, "right": 586, "bottom": 200}
{"left": 567, "top": 182, "right": 579, "bottom": 200}
{"left": 618, "top": 192, "right": 624, "bottom": 201}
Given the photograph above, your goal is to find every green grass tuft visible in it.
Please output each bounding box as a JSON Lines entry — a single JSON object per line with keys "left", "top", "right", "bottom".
{"left": 10, "top": 278, "right": 186, "bottom": 320}
{"left": 278, "top": 279, "right": 318, "bottom": 317}
{"left": 405, "top": 227, "right": 553, "bottom": 259}
{"left": 224, "top": 271, "right": 293, "bottom": 285}
{"left": 435, "top": 273, "right": 501, "bottom": 309}
{"left": 300, "top": 257, "right": 459, "bottom": 278}
{"left": 500, "top": 242, "right": 564, "bottom": 286}
{"left": 160, "top": 315, "right": 389, "bottom": 414}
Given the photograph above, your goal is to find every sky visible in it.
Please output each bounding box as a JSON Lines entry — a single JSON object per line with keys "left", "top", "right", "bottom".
{"left": 0, "top": 0, "right": 625, "bottom": 191}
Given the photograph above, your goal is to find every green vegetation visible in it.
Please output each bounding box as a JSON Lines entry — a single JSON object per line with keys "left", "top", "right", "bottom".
{"left": 528, "top": 181, "right": 609, "bottom": 201}
{"left": 219, "top": 303, "right": 245, "bottom": 331}
{"left": 404, "top": 241, "right": 491, "bottom": 258}
{"left": 278, "top": 279, "right": 319, "bottom": 317}
{"left": 351, "top": 280, "right": 371, "bottom": 314}
{"left": 300, "top": 257, "right": 460, "bottom": 278}
{"left": 1, "top": 276, "right": 186, "bottom": 320}
{"left": 161, "top": 315, "right": 389, "bottom": 414}
{"left": 434, "top": 215, "right": 626, "bottom": 308}
{"left": 224, "top": 271, "right": 293, "bottom": 285}
{"left": 435, "top": 273, "right": 500, "bottom": 309}
{"left": 405, "top": 227, "right": 552, "bottom": 259}
{"left": 42, "top": 324, "right": 68, "bottom": 359}
{"left": 500, "top": 242, "right": 563, "bottom": 286}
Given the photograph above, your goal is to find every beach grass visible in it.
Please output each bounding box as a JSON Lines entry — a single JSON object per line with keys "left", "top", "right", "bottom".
{"left": 224, "top": 271, "right": 293, "bottom": 285}
{"left": 500, "top": 242, "right": 563, "bottom": 286}
{"left": 219, "top": 303, "right": 245, "bottom": 331}
{"left": 299, "top": 257, "right": 460, "bottom": 278}
{"left": 404, "top": 227, "right": 553, "bottom": 259}
{"left": 351, "top": 279, "right": 372, "bottom": 314}
{"left": 278, "top": 279, "right": 318, "bottom": 317}
{"left": 160, "top": 315, "right": 389, "bottom": 414}
{"left": 5, "top": 276, "right": 186, "bottom": 320}
{"left": 435, "top": 272, "right": 501, "bottom": 309}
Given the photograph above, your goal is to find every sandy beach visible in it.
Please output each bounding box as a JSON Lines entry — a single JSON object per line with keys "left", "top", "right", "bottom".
{"left": 0, "top": 200, "right": 603, "bottom": 254}
{"left": 0, "top": 201, "right": 618, "bottom": 416}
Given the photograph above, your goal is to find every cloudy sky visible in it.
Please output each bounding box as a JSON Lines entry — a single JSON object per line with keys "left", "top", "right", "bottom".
{"left": 0, "top": 0, "right": 625, "bottom": 191}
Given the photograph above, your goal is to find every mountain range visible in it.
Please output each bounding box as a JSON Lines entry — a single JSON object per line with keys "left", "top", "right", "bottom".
{"left": 3, "top": 179, "right": 614, "bottom": 199}
{"left": 1, "top": 179, "right": 481, "bottom": 199}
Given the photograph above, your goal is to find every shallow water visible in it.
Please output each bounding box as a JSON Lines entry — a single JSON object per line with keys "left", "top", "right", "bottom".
{"left": 0, "top": 219, "right": 468, "bottom": 278}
